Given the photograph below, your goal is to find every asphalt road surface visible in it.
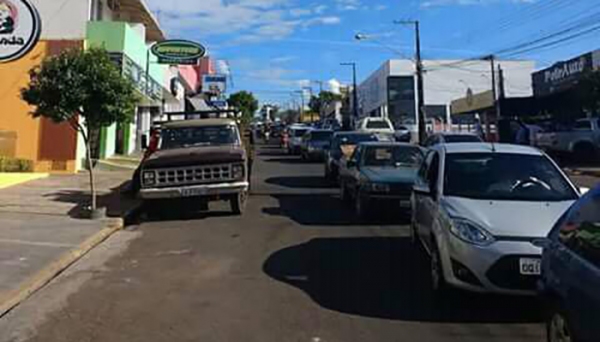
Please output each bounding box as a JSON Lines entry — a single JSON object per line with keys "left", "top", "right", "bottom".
{"left": 2, "top": 145, "right": 547, "bottom": 342}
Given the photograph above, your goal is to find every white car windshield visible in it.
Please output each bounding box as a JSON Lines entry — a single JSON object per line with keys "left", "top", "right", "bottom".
{"left": 444, "top": 153, "right": 578, "bottom": 202}
{"left": 161, "top": 125, "right": 239, "bottom": 149}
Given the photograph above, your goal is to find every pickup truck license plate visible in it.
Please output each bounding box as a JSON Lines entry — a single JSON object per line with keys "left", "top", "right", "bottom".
{"left": 181, "top": 188, "right": 208, "bottom": 197}
{"left": 519, "top": 258, "right": 541, "bottom": 275}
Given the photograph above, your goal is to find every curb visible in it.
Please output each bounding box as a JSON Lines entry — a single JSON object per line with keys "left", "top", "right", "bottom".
{"left": 0, "top": 213, "right": 131, "bottom": 319}
{"left": 0, "top": 173, "right": 49, "bottom": 190}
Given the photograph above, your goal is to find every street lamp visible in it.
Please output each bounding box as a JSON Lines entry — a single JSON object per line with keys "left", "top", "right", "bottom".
{"left": 355, "top": 33, "right": 413, "bottom": 60}
{"left": 340, "top": 62, "right": 359, "bottom": 125}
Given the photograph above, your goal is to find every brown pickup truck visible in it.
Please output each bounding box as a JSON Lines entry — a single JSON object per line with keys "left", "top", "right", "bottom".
{"left": 138, "top": 118, "right": 250, "bottom": 215}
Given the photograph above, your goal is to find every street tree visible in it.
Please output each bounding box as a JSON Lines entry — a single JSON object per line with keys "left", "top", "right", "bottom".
{"left": 578, "top": 70, "right": 600, "bottom": 116}
{"left": 308, "top": 91, "right": 343, "bottom": 114}
{"left": 21, "top": 47, "right": 138, "bottom": 217}
{"left": 228, "top": 91, "right": 259, "bottom": 124}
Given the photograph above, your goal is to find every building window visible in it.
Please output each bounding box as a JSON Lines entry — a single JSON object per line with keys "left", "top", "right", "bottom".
{"left": 90, "top": 0, "right": 104, "bottom": 21}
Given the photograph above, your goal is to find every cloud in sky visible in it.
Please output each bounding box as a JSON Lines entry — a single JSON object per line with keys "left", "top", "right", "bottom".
{"left": 147, "top": 0, "right": 341, "bottom": 43}
{"left": 421, "top": 0, "right": 536, "bottom": 8}
{"left": 335, "top": 0, "right": 362, "bottom": 11}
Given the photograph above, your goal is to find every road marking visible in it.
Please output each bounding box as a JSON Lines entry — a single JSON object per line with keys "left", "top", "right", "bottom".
{"left": 0, "top": 239, "right": 75, "bottom": 248}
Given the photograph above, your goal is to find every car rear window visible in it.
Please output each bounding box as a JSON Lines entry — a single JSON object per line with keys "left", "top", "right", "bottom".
{"left": 366, "top": 121, "right": 392, "bottom": 130}
{"left": 311, "top": 131, "right": 333, "bottom": 141}
{"left": 293, "top": 129, "right": 308, "bottom": 137}
{"left": 443, "top": 135, "right": 482, "bottom": 143}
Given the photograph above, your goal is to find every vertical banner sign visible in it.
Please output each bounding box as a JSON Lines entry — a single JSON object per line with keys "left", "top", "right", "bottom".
{"left": 0, "top": 0, "right": 41, "bottom": 63}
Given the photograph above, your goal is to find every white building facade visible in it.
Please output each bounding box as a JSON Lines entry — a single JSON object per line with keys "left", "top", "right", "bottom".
{"left": 357, "top": 59, "right": 536, "bottom": 128}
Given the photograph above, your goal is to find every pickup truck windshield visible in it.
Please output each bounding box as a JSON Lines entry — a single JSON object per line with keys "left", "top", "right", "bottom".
{"left": 444, "top": 153, "right": 578, "bottom": 202}
{"left": 160, "top": 125, "right": 240, "bottom": 149}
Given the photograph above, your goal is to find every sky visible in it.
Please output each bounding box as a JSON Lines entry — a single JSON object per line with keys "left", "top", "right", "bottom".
{"left": 145, "top": 0, "right": 600, "bottom": 108}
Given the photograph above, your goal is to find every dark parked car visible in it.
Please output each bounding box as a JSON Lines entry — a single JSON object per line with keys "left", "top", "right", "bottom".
{"left": 339, "top": 142, "right": 424, "bottom": 219}
{"left": 300, "top": 129, "right": 333, "bottom": 161}
{"left": 539, "top": 185, "right": 600, "bottom": 342}
{"left": 422, "top": 132, "right": 483, "bottom": 147}
{"left": 324, "top": 132, "right": 389, "bottom": 182}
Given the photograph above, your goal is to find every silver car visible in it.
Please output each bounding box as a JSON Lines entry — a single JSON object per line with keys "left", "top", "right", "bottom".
{"left": 411, "top": 143, "right": 582, "bottom": 296}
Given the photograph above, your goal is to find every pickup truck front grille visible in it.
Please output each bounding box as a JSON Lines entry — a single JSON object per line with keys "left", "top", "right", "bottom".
{"left": 146, "top": 164, "right": 235, "bottom": 187}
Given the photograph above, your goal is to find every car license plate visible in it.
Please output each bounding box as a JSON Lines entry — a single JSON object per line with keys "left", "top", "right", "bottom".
{"left": 519, "top": 258, "right": 541, "bottom": 276}
{"left": 181, "top": 188, "right": 207, "bottom": 197}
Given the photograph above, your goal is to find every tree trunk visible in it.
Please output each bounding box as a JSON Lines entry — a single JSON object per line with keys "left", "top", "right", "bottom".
{"left": 81, "top": 129, "right": 97, "bottom": 212}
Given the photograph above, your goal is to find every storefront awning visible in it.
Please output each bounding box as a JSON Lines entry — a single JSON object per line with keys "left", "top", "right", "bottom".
{"left": 451, "top": 90, "right": 494, "bottom": 115}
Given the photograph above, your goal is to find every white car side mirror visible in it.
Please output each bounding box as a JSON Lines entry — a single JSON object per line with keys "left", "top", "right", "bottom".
{"left": 580, "top": 187, "right": 590, "bottom": 195}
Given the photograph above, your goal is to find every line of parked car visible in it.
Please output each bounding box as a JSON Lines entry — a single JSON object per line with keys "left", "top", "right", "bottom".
{"left": 279, "top": 119, "right": 598, "bottom": 342}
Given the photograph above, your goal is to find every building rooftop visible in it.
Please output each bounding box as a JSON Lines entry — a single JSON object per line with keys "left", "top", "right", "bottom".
{"left": 117, "top": 0, "right": 166, "bottom": 42}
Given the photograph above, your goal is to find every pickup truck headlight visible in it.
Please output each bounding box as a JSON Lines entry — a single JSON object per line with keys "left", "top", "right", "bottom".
{"left": 232, "top": 164, "right": 245, "bottom": 180}
{"left": 143, "top": 171, "right": 156, "bottom": 185}
{"left": 449, "top": 218, "right": 495, "bottom": 246}
{"left": 368, "top": 183, "right": 390, "bottom": 193}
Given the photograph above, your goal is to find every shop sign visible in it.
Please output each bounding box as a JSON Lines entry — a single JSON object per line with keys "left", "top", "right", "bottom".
{"left": 0, "top": 0, "right": 41, "bottom": 63}
{"left": 202, "top": 74, "right": 227, "bottom": 95}
{"left": 151, "top": 40, "right": 206, "bottom": 65}
{"left": 533, "top": 52, "right": 595, "bottom": 97}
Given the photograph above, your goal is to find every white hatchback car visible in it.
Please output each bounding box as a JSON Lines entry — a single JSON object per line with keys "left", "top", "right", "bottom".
{"left": 411, "top": 143, "right": 582, "bottom": 296}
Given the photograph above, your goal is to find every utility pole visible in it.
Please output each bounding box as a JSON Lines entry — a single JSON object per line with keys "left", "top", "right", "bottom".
{"left": 395, "top": 20, "right": 426, "bottom": 144}
{"left": 485, "top": 55, "right": 498, "bottom": 140}
{"left": 313, "top": 80, "right": 324, "bottom": 93}
{"left": 341, "top": 62, "right": 359, "bottom": 127}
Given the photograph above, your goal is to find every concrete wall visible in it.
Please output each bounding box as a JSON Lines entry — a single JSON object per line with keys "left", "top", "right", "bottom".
{"left": 0, "top": 42, "right": 46, "bottom": 162}
{"left": 32, "top": 0, "right": 90, "bottom": 40}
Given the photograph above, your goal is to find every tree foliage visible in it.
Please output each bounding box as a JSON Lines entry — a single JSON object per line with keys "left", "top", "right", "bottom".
{"left": 308, "top": 91, "right": 343, "bottom": 114}
{"left": 228, "top": 91, "right": 259, "bottom": 122}
{"left": 578, "top": 70, "right": 600, "bottom": 115}
{"left": 21, "top": 47, "right": 138, "bottom": 131}
{"left": 21, "top": 47, "right": 139, "bottom": 214}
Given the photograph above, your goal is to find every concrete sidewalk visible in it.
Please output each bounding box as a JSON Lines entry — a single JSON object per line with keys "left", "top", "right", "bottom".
{"left": 0, "top": 170, "right": 140, "bottom": 316}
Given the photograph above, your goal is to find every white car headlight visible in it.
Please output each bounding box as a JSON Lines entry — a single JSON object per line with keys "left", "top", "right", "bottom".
{"left": 143, "top": 171, "right": 156, "bottom": 185}
{"left": 232, "top": 164, "right": 245, "bottom": 180}
{"left": 449, "top": 218, "right": 495, "bottom": 246}
{"left": 368, "top": 183, "right": 390, "bottom": 193}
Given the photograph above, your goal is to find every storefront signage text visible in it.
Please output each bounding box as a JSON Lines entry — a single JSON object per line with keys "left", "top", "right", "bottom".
{"left": 151, "top": 40, "right": 206, "bottom": 65}
{"left": 533, "top": 52, "right": 594, "bottom": 97}
{"left": 0, "top": 0, "right": 41, "bottom": 63}
{"left": 544, "top": 58, "right": 586, "bottom": 84}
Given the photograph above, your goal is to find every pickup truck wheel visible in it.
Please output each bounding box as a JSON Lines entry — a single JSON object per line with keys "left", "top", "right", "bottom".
{"left": 230, "top": 191, "right": 248, "bottom": 215}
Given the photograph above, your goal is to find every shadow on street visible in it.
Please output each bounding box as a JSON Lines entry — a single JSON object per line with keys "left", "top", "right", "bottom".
{"left": 263, "top": 237, "right": 543, "bottom": 323}
{"left": 265, "top": 176, "right": 334, "bottom": 189}
{"left": 43, "top": 180, "right": 131, "bottom": 219}
{"left": 263, "top": 157, "right": 313, "bottom": 165}
{"left": 262, "top": 194, "right": 410, "bottom": 226}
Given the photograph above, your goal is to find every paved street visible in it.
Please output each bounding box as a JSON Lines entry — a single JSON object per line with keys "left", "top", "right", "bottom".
{"left": 1, "top": 145, "right": 547, "bottom": 342}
